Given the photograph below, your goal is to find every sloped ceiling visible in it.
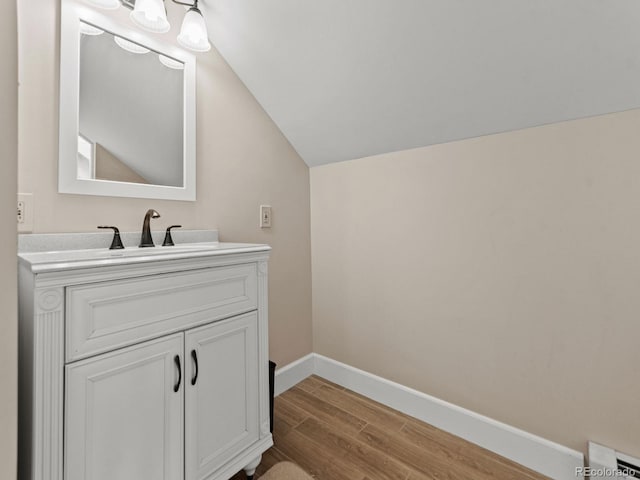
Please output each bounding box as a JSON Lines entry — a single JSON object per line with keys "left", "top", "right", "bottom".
{"left": 202, "top": 0, "right": 640, "bottom": 167}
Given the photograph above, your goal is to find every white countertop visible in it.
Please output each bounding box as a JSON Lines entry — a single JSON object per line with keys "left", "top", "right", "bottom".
{"left": 18, "top": 231, "right": 270, "bottom": 273}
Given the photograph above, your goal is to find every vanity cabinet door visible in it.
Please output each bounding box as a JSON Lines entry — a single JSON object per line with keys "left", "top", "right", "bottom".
{"left": 185, "top": 313, "right": 259, "bottom": 480}
{"left": 65, "top": 334, "right": 184, "bottom": 480}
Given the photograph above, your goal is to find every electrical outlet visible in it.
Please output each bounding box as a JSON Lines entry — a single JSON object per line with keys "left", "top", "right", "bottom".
{"left": 17, "top": 201, "right": 25, "bottom": 224}
{"left": 18, "top": 193, "right": 34, "bottom": 233}
{"left": 260, "top": 205, "right": 272, "bottom": 228}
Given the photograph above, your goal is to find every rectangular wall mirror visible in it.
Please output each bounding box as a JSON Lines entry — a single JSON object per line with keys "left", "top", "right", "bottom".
{"left": 59, "top": 0, "right": 196, "bottom": 201}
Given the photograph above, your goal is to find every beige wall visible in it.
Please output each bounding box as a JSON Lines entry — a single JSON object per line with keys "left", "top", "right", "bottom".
{"left": 311, "top": 109, "right": 640, "bottom": 456}
{"left": 18, "top": 0, "right": 312, "bottom": 367}
{"left": 1, "top": 0, "right": 18, "bottom": 477}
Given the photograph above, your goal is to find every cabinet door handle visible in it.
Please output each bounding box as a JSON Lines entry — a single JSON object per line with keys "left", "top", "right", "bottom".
{"left": 191, "top": 349, "right": 199, "bottom": 386}
{"left": 174, "top": 355, "right": 182, "bottom": 392}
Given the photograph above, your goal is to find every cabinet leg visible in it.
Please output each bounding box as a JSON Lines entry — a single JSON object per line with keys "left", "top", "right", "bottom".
{"left": 244, "top": 454, "right": 262, "bottom": 479}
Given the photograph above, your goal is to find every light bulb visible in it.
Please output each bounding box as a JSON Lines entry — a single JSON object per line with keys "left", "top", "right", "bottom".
{"left": 84, "top": 0, "right": 120, "bottom": 10}
{"left": 130, "top": 0, "right": 170, "bottom": 33}
{"left": 177, "top": 7, "right": 211, "bottom": 52}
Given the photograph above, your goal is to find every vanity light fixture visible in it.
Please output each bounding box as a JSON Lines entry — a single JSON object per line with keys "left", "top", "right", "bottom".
{"left": 84, "top": 0, "right": 211, "bottom": 53}
{"left": 130, "top": 0, "right": 170, "bottom": 33}
{"left": 176, "top": 4, "right": 210, "bottom": 52}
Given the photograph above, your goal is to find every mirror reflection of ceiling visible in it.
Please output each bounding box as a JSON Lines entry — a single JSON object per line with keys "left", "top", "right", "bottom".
{"left": 79, "top": 29, "right": 184, "bottom": 186}
{"left": 202, "top": 0, "right": 640, "bottom": 167}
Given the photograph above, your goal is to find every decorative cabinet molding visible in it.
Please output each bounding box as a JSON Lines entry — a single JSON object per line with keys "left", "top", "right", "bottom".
{"left": 65, "top": 263, "right": 258, "bottom": 362}
{"left": 19, "top": 246, "right": 272, "bottom": 480}
{"left": 33, "top": 295, "right": 65, "bottom": 480}
{"left": 36, "top": 289, "right": 63, "bottom": 311}
{"left": 257, "top": 261, "right": 268, "bottom": 277}
{"left": 65, "top": 334, "right": 185, "bottom": 480}
{"left": 185, "top": 314, "right": 259, "bottom": 480}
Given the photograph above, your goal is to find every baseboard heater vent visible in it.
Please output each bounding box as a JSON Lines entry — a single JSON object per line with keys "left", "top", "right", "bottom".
{"left": 617, "top": 457, "right": 640, "bottom": 478}
{"left": 589, "top": 442, "right": 640, "bottom": 479}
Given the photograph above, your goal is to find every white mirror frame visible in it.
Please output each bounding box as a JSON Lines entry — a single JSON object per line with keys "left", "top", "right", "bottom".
{"left": 59, "top": 0, "right": 197, "bottom": 201}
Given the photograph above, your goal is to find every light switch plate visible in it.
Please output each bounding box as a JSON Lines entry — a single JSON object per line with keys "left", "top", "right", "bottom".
{"left": 260, "top": 205, "right": 272, "bottom": 228}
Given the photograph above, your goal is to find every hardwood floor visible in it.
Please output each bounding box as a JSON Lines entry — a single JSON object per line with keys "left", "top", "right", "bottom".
{"left": 232, "top": 376, "right": 549, "bottom": 480}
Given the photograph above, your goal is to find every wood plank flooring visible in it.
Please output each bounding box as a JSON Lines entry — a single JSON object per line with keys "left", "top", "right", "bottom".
{"left": 231, "top": 376, "right": 549, "bottom": 480}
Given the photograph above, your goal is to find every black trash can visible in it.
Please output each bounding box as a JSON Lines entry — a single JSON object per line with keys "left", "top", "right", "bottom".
{"left": 269, "top": 360, "right": 276, "bottom": 433}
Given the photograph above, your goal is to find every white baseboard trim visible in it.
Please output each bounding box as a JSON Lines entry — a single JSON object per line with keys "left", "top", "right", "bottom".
{"left": 275, "top": 352, "right": 585, "bottom": 480}
{"left": 273, "top": 353, "right": 315, "bottom": 396}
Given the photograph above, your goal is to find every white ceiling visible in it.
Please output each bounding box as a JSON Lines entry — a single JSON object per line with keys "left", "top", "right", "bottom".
{"left": 202, "top": 0, "right": 640, "bottom": 167}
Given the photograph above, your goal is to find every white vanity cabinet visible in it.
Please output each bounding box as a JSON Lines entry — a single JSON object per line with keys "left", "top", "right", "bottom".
{"left": 18, "top": 242, "right": 272, "bottom": 480}
{"left": 185, "top": 314, "right": 259, "bottom": 480}
{"left": 65, "top": 333, "right": 185, "bottom": 480}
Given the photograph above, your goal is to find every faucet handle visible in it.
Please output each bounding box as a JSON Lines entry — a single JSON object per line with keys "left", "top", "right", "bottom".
{"left": 162, "top": 225, "right": 182, "bottom": 247}
{"left": 98, "top": 226, "right": 125, "bottom": 250}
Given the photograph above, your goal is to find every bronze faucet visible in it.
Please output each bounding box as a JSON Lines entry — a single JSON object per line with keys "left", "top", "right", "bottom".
{"left": 139, "top": 209, "right": 160, "bottom": 247}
